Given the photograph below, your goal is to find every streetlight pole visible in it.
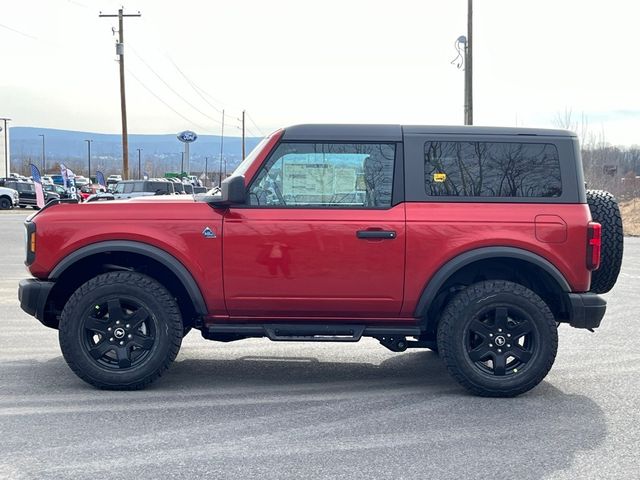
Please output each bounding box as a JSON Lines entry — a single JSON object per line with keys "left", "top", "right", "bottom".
{"left": 0, "top": 117, "right": 10, "bottom": 177}
{"left": 204, "top": 156, "right": 208, "bottom": 187}
{"left": 38, "top": 134, "right": 45, "bottom": 172}
{"left": 85, "top": 139, "right": 93, "bottom": 180}
{"left": 180, "top": 152, "right": 184, "bottom": 175}
{"left": 137, "top": 148, "right": 142, "bottom": 179}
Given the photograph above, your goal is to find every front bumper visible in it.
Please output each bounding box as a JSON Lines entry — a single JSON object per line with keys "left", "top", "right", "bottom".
{"left": 18, "top": 278, "right": 56, "bottom": 328}
{"left": 567, "top": 293, "right": 606, "bottom": 329}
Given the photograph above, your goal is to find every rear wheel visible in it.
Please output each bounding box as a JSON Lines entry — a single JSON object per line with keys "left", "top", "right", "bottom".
{"left": 586, "top": 190, "right": 623, "bottom": 294}
{"left": 0, "top": 197, "right": 11, "bottom": 209}
{"left": 59, "top": 271, "right": 183, "bottom": 390}
{"left": 437, "top": 280, "right": 558, "bottom": 397}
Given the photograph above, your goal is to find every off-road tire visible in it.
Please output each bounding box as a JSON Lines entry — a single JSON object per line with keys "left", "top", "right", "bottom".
{"left": 0, "top": 197, "right": 11, "bottom": 209}
{"left": 586, "top": 190, "right": 623, "bottom": 294}
{"left": 437, "top": 280, "right": 558, "bottom": 397}
{"left": 59, "top": 271, "right": 183, "bottom": 390}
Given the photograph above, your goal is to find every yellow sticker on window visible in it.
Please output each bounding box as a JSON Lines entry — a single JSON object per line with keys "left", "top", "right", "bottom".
{"left": 433, "top": 173, "right": 447, "bottom": 182}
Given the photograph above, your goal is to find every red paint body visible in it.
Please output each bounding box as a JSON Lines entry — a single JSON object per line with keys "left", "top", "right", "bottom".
{"left": 27, "top": 131, "right": 594, "bottom": 326}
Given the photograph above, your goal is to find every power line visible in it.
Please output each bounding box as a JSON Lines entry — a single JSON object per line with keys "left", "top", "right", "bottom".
{"left": 246, "top": 112, "right": 266, "bottom": 137}
{"left": 166, "top": 57, "right": 226, "bottom": 115}
{"left": 129, "top": 44, "right": 223, "bottom": 125}
{"left": 0, "top": 22, "right": 39, "bottom": 41}
{"left": 126, "top": 68, "right": 211, "bottom": 133}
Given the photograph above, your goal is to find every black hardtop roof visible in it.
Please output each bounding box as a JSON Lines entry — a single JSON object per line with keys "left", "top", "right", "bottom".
{"left": 282, "top": 124, "right": 576, "bottom": 142}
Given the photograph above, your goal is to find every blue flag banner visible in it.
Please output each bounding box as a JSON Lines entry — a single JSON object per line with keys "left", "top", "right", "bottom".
{"left": 30, "top": 164, "right": 46, "bottom": 208}
{"left": 96, "top": 171, "right": 106, "bottom": 189}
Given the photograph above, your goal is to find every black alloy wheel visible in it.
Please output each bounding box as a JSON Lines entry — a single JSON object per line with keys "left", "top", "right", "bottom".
{"left": 82, "top": 297, "right": 157, "bottom": 370}
{"left": 465, "top": 305, "right": 537, "bottom": 377}
{"left": 437, "top": 280, "right": 558, "bottom": 397}
{"left": 59, "top": 271, "right": 183, "bottom": 390}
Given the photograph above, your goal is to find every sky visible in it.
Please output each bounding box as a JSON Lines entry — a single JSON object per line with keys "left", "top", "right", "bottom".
{"left": 1, "top": 0, "right": 639, "bottom": 145}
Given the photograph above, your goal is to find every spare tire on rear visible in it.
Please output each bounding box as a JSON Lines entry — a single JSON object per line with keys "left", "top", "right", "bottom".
{"left": 586, "top": 190, "right": 623, "bottom": 294}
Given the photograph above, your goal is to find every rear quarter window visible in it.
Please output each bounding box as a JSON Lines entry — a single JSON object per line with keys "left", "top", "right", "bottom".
{"left": 424, "top": 141, "right": 562, "bottom": 198}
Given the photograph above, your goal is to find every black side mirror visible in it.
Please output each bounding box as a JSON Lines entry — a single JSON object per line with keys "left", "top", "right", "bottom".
{"left": 209, "top": 175, "right": 246, "bottom": 205}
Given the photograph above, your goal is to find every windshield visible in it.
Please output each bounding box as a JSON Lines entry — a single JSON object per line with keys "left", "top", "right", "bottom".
{"left": 231, "top": 136, "right": 270, "bottom": 178}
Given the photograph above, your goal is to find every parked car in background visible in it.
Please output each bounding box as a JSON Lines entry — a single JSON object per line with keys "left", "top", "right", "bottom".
{"left": 74, "top": 176, "right": 90, "bottom": 188}
{"left": 48, "top": 174, "right": 65, "bottom": 186}
{"left": 167, "top": 178, "right": 186, "bottom": 194}
{"left": 41, "top": 176, "right": 53, "bottom": 185}
{"left": 79, "top": 184, "right": 107, "bottom": 201}
{"left": 0, "top": 185, "right": 19, "bottom": 209}
{"left": 106, "top": 175, "right": 122, "bottom": 189}
{"left": 85, "top": 192, "right": 115, "bottom": 202}
{"left": 112, "top": 180, "right": 176, "bottom": 199}
{"left": 0, "top": 179, "right": 59, "bottom": 208}
{"left": 193, "top": 186, "right": 207, "bottom": 194}
{"left": 44, "top": 183, "right": 70, "bottom": 199}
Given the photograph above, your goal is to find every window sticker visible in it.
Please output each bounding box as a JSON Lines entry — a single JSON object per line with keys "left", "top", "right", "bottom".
{"left": 433, "top": 173, "right": 447, "bottom": 183}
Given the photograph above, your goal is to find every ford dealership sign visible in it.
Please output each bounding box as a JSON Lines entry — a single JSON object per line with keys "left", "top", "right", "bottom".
{"left": 177, "top": 130, "right": 198, "bottom": 143}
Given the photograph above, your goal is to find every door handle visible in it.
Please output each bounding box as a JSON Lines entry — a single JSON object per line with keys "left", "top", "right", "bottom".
{"left": 356, "top": 230, "right": 397, "bottom": 239}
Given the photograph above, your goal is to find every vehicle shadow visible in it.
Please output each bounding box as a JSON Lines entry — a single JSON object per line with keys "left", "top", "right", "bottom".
{"left": 160, "top": 349, "right": 606, "bottom": 480}
{"left": 7, "top": 349, "right": 606, "bottom": 480}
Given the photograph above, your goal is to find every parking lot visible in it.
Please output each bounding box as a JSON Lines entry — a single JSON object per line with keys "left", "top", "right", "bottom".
{"left": 1, "top": 209, "right": 639, "bottom": 480}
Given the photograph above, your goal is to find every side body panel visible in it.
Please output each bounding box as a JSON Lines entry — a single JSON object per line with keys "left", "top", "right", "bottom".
{"left": 28, "top": 198, "right": 226, "bottom": 315}
{"left": 401, "top": 202, "right": 592, "bottom": 316}
{"left": 222, "top": 205, "right": 407, "bottom": 318}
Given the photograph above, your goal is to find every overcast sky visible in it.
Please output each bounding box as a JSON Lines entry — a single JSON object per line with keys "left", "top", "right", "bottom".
{"left": 1, "top": 0, "right": 638, "bottom": 145}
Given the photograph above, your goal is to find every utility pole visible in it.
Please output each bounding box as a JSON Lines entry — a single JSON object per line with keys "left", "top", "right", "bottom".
{"left": 38, "top": 134, "right": 45, "bottom": 172}
{"left": 0, "top": 117, "right": 10, "bottom": 177}
{"left": 204, "top": 156, "right": 208, "bottom": 187}
{"left": 137, "top": 148, "right": 142, "bottom": 179}
{"left": 99, "top": 8, "right": 141, "bottom": 180}
{"left": 218, "top": 109, "right": 225, "bottom": 185}
{"left": 464, "top": 0, "right": 473, "bottom": 125}
{"left": 241, "top": 110, "right": 246, "bottom": 160}
{"left": 84, "top": 139, "right": 93, "bottom": 179}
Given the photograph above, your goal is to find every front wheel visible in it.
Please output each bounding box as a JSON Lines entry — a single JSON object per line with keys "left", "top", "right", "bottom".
{"left": 59, "top": 271, "right": 183, "bottom": 390}
{"left": 0, "top": 197, "right": 11, "bottom": 209}
{"left": 437, "top": 280, "right": 558, "bottom": 397}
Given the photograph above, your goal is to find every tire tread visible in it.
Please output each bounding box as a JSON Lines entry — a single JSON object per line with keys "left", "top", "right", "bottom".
{"left": 59, "top": 271, "right": 182, "bottom": 390}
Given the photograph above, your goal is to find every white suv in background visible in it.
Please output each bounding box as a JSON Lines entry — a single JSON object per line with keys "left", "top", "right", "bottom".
{"left": 0, "top": 186, "right": 20, "bottom": 209}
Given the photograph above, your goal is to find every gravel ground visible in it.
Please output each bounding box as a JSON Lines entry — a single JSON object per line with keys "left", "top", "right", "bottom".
{"left": 0, "top": 211, "right": 638, "bottom": 479}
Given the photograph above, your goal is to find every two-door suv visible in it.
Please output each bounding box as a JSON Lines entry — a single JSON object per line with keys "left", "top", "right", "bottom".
{"left": 18, "top": 125, "right": 623, "bottom": 396}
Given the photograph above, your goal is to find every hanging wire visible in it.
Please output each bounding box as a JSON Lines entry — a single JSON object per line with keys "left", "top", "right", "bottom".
{"left": 450, "top": 36, "right": 466, "bottom": 70}
{"left": 126, "top": 68, "right": 212, "bottom": 133}
{"left": 128, "top": 44, "right": 223, "bottom": 125}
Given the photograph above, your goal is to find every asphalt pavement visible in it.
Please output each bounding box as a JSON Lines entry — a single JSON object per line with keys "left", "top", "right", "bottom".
{"left": 1, "top": 209, "right": 638, "bottom": 479}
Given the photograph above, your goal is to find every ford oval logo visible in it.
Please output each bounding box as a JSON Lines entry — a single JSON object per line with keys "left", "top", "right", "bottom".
{"left": 177, "top": 130, "right": 198, "bottom": 143}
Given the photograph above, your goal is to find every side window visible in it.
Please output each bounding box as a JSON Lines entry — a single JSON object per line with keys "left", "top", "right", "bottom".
{"left": 424, "top": 141, "right": 562, "bottom": 198}
{"left": 123, "top": 183, "right": 135, "bottom": 194}
{"left": 248, "top": 142, "right": 395, "bottom": 207}
{"left": 114, "top": 183, "right": 125, "bottom": 194}
{"left": 131, "top": 181, "right": 144, "bottom": 193}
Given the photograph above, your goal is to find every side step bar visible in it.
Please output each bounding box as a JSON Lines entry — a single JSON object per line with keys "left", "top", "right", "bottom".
{"left": 205, "top": 324, "right": 422, "bottom": 343}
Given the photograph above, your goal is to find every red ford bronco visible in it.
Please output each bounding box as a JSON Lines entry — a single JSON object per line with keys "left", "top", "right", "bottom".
{"left": 18, "top": 125, "right": 623, "bottom": 396}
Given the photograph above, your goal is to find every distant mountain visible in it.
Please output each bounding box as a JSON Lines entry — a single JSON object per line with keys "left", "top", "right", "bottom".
{"left": 8, "top": 127, "right": 263, "bottom": 178}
